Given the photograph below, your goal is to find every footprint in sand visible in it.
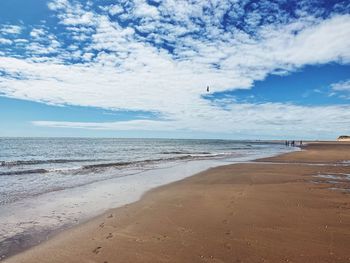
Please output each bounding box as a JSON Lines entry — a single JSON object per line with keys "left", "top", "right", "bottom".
{"left": 99, "top": 223, "right": 105, "bottom": 228}
{"left": 229, "top": 211, "right": 235, "bottom": 216}
{"left": 224, "top": 243, "right": 232, "bottom": 250}
{"left": 92, "top": 246, "right": 102, "bottom": 254}
{"left": 178, "top": 227, "right": 193, "bottom": 234}
{"left": 106, "top": 233, "right": 113, "bottom": 239}
{"left": 153, "top": 235, "right": 169, "bottom": 241}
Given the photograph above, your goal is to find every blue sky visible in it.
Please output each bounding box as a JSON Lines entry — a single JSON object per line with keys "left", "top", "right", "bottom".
{"left": 0, "top": 0, "right": 350, "bottom": 139}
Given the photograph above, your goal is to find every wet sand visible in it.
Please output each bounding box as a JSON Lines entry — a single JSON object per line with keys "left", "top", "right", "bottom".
{"left": 4, "top": 142, "right": 350, "bottom": 263}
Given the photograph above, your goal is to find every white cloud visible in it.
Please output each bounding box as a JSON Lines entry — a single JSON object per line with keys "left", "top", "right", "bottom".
{"left": 108, "top": 5, "right": 124, "bottom": 16}
{"left": 32, "top": 103, "right": 350, "bottom": 139}
{"left": 14, "top": 39, "right": 29, "bottom": 44}
{"left": 331, "top": 79, "right": 350, "bottom": 91}
{"left": 61, "top": 11, "right": 95, "bottom": 26}
{"left": 0, "top": 0, "right": 350, "bottom": 138}
{"left": 330, "top": 79, "right": 350, "bottom": 99}
{"left": 0, "top": 38, "right": 12, "bottom": 45}
{"left": 30, "top": 28, "right": 46, "bottom": 38}
{"left": 0, "top": 25, "right": 22, "bottom": 35}
{"left": 133, "top": 0, "right": 159, "bottom": 18}
{"left": 26, "top": 28, "right": 62, "bottom": 56}
{"left": 47, "top": 0, "right": 69, "bottom": 11}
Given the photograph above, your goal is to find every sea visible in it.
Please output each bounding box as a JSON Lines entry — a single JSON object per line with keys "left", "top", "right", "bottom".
{"left": 0, "top": 138, "right": 295, "bottom": 259}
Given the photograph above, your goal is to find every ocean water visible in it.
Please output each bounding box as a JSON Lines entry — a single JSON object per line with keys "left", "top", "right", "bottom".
{"left": 0, "top": 138, "right": 294, "bottom": 258}
{"left": 0, "top": 138, "right": 291, "bottom": 206}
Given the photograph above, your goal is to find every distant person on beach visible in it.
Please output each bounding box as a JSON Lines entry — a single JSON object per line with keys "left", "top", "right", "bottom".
{"left": 300, "top": 140, "right": 303, "bottom": 146}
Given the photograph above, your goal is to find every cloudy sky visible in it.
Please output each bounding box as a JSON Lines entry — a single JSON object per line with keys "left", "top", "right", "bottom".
{"left": 0, "top": 0, "right": 350, "bottom": 139}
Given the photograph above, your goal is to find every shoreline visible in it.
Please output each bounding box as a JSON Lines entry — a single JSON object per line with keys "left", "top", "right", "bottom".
{"left": 4, "top": 142, "right": 350, "bottom": 262}
{"left": 0, "top": 159, "right": 229, "bottom": 260}
{"left": 0, "top": 145, "right": 294, "bottom": 260}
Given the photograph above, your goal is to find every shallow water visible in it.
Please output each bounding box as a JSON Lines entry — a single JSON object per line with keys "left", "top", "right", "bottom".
{"left": 0, "top": 138, "right": 294, "bottom": 259}
{"left": 0, "top": 138, "right": 292, "bottom": 206}
{"left": 314, "top": 174, "right": 350, "bottom": 181}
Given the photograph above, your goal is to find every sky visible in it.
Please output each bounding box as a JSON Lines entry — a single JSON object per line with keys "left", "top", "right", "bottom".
{"left": 0, "top": 0, "right": 350, "bottom": 139}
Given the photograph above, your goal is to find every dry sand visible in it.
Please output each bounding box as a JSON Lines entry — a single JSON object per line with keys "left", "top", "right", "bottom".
{"left": 4, "top": 142, "right": 350, "bottom": 263}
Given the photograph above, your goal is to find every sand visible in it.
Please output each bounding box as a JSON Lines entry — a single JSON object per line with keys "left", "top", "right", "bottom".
{"left": 3, "top": 142, "right": 350, "bottom": 263}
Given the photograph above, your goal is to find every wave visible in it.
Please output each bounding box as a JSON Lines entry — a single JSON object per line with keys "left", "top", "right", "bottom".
{"left": 82, "top": 153, "right": 234, "bottom": 170}
{"left": 0, "top": 169, "right": 48, "bottom": 176}
{"left": 0, "top": 158, "right": 105, "bottom": 167}
{"left": 160, "top": 151, "right": 211, "bottom": 155}
{"left": 82, "top": 155, "right": 193, "bottom": 170}
{"left": 0, "top": 153, "right": 233, "bottom": 176}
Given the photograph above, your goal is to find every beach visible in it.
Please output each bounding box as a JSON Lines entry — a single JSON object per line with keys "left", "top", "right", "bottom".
{"left": 3, "top": 142, "right": 350, "bottom": 263}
